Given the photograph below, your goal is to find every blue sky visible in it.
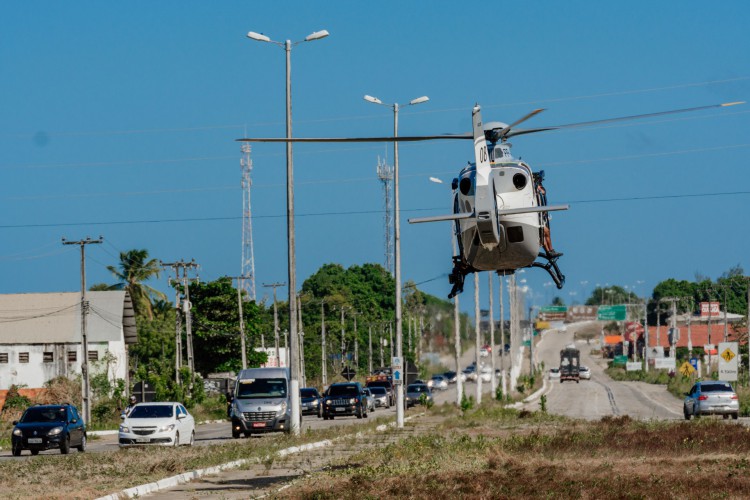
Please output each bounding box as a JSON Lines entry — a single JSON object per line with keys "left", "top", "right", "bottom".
{"left": 2, "top": 1, "right": 749, "bottom": 315}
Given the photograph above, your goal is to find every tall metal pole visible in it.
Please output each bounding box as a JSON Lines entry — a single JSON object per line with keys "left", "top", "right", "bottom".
{"left": 340, "top": 306, "right": 346, "bottom": 370}
{"left": 368, "top": 324, "right": 373, "bottom": 374}
{"left": 474, "top": 273, "right": 482, "bottom": 404}
{"left": 353, "top": 313, "right": 359, "bottom": 370}
{"left": 263, "top": 283, "right": 285, "bottom": 366}
{"left": 321, "top": 301, "right": 327, "bottom": 386}
{"left": 298, "top": 294, "right": 305, "bottom": 387}
{"left": 499, "top": 274, "right": 506, "bottom": 397}
{"left": 226, "top": 276, "right": 250, "bottom": 370}
{"left": 62, "top": 236, "right": 102, "bottom": 425}
{"left": 489, "top": 272, "right": 497, "bottom": 394}
{"left": 392, "top": 102, "right": 405, "bottom": 427}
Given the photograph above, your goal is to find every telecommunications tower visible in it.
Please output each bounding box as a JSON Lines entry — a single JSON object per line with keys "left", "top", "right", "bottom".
{"left": 241, "top": 144, "right": 257, "bottom": 301}
{"left": 377, "top": 156, "right": 394, "bottom": 275}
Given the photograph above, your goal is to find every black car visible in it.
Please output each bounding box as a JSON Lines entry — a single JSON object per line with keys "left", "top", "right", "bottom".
{"left": 12, "top": 404, "right": 86, "bottom": 456}
{"left": 322, "top": 382, "right": 369, "bottom": 419}
{"left": 300, "top": 387, "right": 323, "bottom": 417}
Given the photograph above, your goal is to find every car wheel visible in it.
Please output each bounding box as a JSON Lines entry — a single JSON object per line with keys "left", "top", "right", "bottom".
{"left": 77, "top": 434, "right": 86, "bottom": 452}
{"left": 12, "top": 444, "right": 22, "bottom": 457}
{"left": 683, "top": 406, "right": 691, "bottom": 421}
{"left": 31, "top": 449, "right": 40, "bottom": 456}
{"left": 60, "top": 435, "right": 70, "bottom": 455}
{"left": 733, "top": 413, "right": 739, "bottom": 420}
{"left": 330, "top": 415, "right": 335, "bottom": 420}
{"left": 189, "top": 431, "right": 195, "bottom": 446}
{"left": 356, "top": 407, "right": 363, "bottom": 419}
{"left": 723, "top": 414, "right": 729, "bottom": 420}
{"left": 244, "top": 431, "right": 252, "bottom": 437}
{"left": 173, "top": 432, "right": 180, "bottom": 447}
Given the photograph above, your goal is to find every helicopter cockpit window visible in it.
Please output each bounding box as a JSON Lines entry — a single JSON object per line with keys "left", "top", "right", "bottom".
{"left": 512, "top": 173, "right": 527, "bottom": 190}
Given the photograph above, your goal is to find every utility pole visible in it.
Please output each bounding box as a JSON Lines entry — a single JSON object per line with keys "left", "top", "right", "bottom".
{"left": 297, "top": 294, "right": 305, "bottom": 387}
{"left": 489, "top": 272, "right": 497, "bottom": 394}
{"left": 320, "top": 301, "right": 327, "bottom": 386}
{"left": 474, "top": 273, "right": 482, "bottom": 404}
{"left": 454, "top": 290, "right": 463, "bottom": 406}
{"left": 226, "top": 275, "right": 252, "bottom": 370}
{"left": 379, "top": 326, "right": 384, "bottom": 367}
{"left": 528, "top": 305, "right": 534, "bottom": 376}
{"left": 662, "top": 297, "right": 679, "bottom": 358}
{"left": 643, "top": 297, "right": 649, "bottom": 372}
{"left": 263, "top": 283, "right": 285, "bottom": 367}
{"left": 368, "top": 324, "right": 373, "bottom": 374}
{"left": 62, "top": 236, "right": 102, "bottom": 425}
{"left": 340, "top": 306, "right": 346, "bottom": 370}
{"left": 353, "top": 312, "right": 359, "bottom": 371}
{"left": 389, "top": 322, "right": 394, "bottom": 359}
{"left": 499, "top": 273, "right": 506, "bottom": 398}
{"left": 162, "top": 263, "right": 183, "bottom": 384}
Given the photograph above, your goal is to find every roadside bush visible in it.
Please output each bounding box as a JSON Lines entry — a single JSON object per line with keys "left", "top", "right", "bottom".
{"left": 1, "top": 385, "right": 31, "bottom": 413}
{"left": 461, "top": 394, "right": 474, "bottom": 412}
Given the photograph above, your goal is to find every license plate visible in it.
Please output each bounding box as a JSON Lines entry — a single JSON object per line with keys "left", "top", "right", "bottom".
{"left": 27, "top": 438, "right": 43, "bottom": 444}
{"left": 336, "top": 407, "right": 346, "bottom": 412}
{"left": 252, "top": 422, "right": 266, "bottom": 428}
{"left": 136, "top": 438, "right": 150, "bottom": 443}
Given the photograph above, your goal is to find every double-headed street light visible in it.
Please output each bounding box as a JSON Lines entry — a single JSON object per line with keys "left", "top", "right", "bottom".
{"left": 365, "top": 94, "right": 429, "bottom": 428}
{"left": 247, "top": 28, "right": 329, "bottom": 436}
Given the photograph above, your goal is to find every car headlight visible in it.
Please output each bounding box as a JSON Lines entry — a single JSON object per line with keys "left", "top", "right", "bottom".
{"left": 48, "top": 426, "right": 63, "bottom": 436}
{"left": 277, "top": 401, "right": 287, "bottom": 416}
{"left": 312, "top": 400, "right": 319, "bottom": 406}
{"left": 350, "top": 398, "right": 357, "bottom": 404}
{"left": 13, "top": 428, "right": 22, "bottom": 437}
{"left": 119, "top": 425, "right": 130, "bottom": 433}
{"left": 159, "top": 423, "right": 175, "bottom": 432}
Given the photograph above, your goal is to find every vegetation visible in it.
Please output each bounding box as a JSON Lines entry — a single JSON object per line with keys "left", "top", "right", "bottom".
{"left": 282, "top": 403, "right": 750, "bottom": 499}
{"left": 105, "top": 249, "right": 166, "bottom": 320}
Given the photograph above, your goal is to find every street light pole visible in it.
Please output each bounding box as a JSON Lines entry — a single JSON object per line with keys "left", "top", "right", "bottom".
{"left": 364, "top": 94, "right": 429, "bottom": 428}
{"left": 247, "top": 29, "right": 328, "bottom": 436}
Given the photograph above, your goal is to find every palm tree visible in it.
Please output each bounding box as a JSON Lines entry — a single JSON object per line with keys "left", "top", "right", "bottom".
{"left": 107, "top": 249, "right": 166, "bottom": 320}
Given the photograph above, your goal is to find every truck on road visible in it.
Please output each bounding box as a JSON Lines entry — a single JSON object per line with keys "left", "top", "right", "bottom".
{"left": 560, "top": 346, "right": 580, "bottom": 383}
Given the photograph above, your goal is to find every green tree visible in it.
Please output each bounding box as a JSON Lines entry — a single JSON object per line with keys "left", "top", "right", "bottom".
{"left": 106, "top": 249, "right": 165, "bottom": 320}
{"left": 188, "top": 277, "right": 266, "bottom": 374}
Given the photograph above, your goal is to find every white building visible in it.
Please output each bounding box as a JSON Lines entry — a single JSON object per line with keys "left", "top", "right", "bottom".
{"left": 0, "top": 291, "right": 137, "bottom": 390}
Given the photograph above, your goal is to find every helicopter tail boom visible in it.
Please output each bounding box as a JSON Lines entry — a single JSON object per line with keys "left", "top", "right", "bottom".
{"left": 408, "top": 212, "right": 474, "bottom": 224}
{"left": 496, "top": 204, "right": 569, "bottom": 216}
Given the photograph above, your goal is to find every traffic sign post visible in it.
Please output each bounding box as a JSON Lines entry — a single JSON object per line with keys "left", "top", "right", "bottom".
{"left": 341, "top": 366, "right": 356, "bottom": 381}
{"left": 679, "top": 361, "right": 695, "bottom": 377}
{"left": 718, "top": 342, "right": 738, "bottom": 381}
{"left": 597, "top": 305, "right": 627, "bottom": 321}
{"left": 392, "top": 356, "right": 403, "bottom": 385}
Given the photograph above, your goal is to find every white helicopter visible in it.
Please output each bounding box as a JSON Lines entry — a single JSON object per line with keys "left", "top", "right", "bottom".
{"left": 239, "top": 100, "right": 743, "bottom": 298}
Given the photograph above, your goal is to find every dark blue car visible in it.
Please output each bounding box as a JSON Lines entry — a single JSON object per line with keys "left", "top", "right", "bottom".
{"left": 12, "top": 404, "right": 86, "bottom": 456}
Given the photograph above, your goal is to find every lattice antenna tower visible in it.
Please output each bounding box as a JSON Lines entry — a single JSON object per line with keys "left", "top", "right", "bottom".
{"left": 376, "top": 156, "right": 394, "bottom": 275}
{"left": 241, "top": 143, "right": 257, "bottom": 301}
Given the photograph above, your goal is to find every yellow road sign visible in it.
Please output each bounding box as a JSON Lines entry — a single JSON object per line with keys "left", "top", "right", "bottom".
{"left": 679, "top": 361, "right": 695, "bottom": 376}
{"left": 721, "top": 348, "right": 736, "bottom": 363}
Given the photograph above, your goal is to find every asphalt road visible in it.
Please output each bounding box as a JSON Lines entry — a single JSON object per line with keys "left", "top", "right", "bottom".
{"left": 1, "top": 404, "right": 401, "bottom": 460}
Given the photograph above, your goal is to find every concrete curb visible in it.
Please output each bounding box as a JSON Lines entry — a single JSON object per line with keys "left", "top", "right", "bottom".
{"left": 95, "top": 413, "right": 425, "bottom": 500}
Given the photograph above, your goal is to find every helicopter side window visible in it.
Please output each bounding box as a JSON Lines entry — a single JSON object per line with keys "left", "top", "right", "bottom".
{"left": 507, "top": 226, "right": 524, "bottom": 243}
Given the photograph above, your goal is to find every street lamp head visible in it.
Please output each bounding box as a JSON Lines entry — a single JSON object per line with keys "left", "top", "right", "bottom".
{"left": 247, "top": 31, "right": 272, "bottom": 42}
{"left": 305, "top": 30, "right": 329, "bottom": 41}
{"left": 409, "top": 96, "right": 430, "bottom": 106}
{"left": 363, "top": 95, "right": 382, "bottom": 105}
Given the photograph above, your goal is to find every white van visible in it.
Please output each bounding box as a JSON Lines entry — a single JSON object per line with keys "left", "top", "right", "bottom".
{"left": 229, "top": 367, "right": 291, "bottom": 438}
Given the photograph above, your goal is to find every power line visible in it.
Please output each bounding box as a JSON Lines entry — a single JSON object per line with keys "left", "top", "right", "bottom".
{"left": 2, "top": 189, "right": 750, "bottom": 230}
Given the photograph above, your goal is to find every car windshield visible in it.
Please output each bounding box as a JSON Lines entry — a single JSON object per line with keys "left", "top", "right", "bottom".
{"left": 367, "top": 381, "right": 391, "bottom": 390}
{"left": 369, "top": 387, "right": 387, "bottom": 395}
{"left": 300, "top": 388, "right": 318, "bottom": 398}
{"left": 236, "top": 378, "right": 287, "bottom": 399}
{"left": 550, "top": 368, "right": 559, "bottom": 373}
{"left": 407, "top": 385, "right": 428, "bottom": 393}
{"left": 328, "top": 384, "right": 359, "bottom": 397}
{"left": 701, "top": 383, "right": 733, "bottom": 393}
{"left": 21, "top": 407, "right": 67, "bottom": 423}
{"left": 129, "top": 405, "right": 174, "bottom": 419}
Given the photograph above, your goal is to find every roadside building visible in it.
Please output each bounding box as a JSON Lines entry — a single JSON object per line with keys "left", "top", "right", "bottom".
{"left": 0, "top": 291, "right": 137, "bottom": 397}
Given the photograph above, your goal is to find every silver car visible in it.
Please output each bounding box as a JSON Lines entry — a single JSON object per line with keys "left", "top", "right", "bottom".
{"left": 683, "top": 381, "right": 740, "bottom": 420}
{"left": 579, "top": 366, "right": 591, "bottom": 380}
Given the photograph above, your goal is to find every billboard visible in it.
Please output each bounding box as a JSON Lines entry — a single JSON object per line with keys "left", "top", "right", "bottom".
{"left": 256, "top": 347, "right": 288, "bottom": 368}
{"left": 700, "top": 302, "right": 721, "bottom": 318}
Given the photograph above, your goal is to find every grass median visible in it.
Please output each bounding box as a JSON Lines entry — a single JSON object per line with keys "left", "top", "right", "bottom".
{"left": 0, "top": 414, "right": 396, "bottom": 500}
{"left": 283, "top": 401, "right": 750, "bottom": 499}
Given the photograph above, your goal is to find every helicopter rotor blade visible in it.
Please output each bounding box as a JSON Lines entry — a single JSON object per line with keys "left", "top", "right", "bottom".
{"left": 505, "top": 101, "right": 745, "bottom": 139}
{"left": 496, "top": 204, "right": 569, "bottom": 216}
{"left": 236, "top": 134, "right": 472, "bottom": 143}
{"left": 495, "top": 108, "right": 545, "bottom": 140}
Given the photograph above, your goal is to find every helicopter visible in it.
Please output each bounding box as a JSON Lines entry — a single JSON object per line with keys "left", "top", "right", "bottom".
{"left": 239, "top": 100, "right": 743, "bottom": 298}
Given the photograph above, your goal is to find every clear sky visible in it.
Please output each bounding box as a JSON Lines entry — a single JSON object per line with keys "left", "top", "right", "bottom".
{"left": 2, "top": 1, "right": 749, "bottom": 315}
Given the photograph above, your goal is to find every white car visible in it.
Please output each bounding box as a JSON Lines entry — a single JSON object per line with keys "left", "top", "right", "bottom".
{"left": 579, "top": 366, "right": 591, "bottom": 380}
{"left": 479, "top": 365, "right": 492, "bottom": 383}
{"left": 119, "top": 402, "right": 195, "bottom": 447}
{"left": 430, "top": 375, "right": 449, "bottom": 391}
{"left": 548, "top": 368, "right": 561, "bottom": 380}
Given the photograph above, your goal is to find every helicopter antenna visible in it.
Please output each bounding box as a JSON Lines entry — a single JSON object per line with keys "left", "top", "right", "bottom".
{"left": 377, "top": 156, "right": 394, "bottom": 275}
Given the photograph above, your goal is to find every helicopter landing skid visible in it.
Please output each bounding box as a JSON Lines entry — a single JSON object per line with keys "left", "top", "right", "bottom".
{"left": 530, "top": 251, "right": 566, "bottom": 289}
{"left": 448, "top": 257, "right": 478, "bottom": 299}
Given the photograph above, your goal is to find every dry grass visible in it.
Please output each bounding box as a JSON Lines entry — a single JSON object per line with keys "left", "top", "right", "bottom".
{"left": 282, "top": 407, "right": 750, "bottom": 499}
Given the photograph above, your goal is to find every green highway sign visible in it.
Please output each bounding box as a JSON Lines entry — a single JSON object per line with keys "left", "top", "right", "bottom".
{"left": 613, "top": 355, "right": 629, "bottom": 366}
{"left": 541, "top": 306, "right": 567, "bottom": 313}
{"left": 598, "top": 305, "right": 626, "bottom": 321}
